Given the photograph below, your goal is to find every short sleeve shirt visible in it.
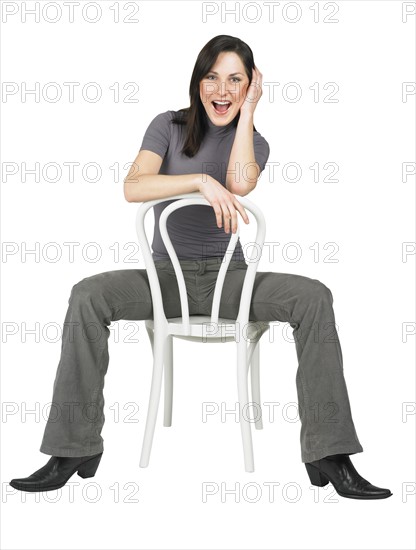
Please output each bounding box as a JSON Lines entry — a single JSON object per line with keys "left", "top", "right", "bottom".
{"left": 139, "top": 109, "right": 270, "bottom": 261}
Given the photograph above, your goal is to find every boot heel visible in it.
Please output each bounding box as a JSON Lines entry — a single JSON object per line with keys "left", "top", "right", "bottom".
{"left": 77, "top": 454, "right": 102, "bottom": 479}
{"left": 305, "top": 463, "right": 329, "bottom": 487}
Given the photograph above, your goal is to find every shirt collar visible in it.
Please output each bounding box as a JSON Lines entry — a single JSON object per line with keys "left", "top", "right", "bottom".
{"left": 204, "top": 112, "right": 237, "bottom": 138}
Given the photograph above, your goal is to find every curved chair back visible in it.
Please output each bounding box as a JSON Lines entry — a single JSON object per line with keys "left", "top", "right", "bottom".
{"left": 135, "top": 192, "right": 266, "bottom": 336}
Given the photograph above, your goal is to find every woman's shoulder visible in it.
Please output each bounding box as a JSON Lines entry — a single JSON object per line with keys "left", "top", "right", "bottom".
{"left": 143, "top": 110, "right": 180, "bottom": 137}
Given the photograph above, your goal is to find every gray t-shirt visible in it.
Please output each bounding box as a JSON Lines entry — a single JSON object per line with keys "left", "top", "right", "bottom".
{"left": 139, "top": 109, "right": 270, "bottom": 262}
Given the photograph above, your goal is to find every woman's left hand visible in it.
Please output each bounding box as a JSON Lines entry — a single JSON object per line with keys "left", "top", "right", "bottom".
{"left": 240, "top": 66, "right": 263, "bottom": 116}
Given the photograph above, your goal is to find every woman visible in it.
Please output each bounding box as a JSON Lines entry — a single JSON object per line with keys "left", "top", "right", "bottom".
{"left": 10, "top": 35, "right": 392, "bottom": 499}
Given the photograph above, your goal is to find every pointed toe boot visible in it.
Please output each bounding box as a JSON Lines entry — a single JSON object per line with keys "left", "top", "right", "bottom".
{"left": 9, "top": 452, "right": 103, "bottom": 493}
{"left": 305, "top": 453, "right": 392, "bottom": 500}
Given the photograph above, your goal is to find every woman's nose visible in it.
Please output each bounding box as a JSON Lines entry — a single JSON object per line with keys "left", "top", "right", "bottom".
{"left": 215, "top": 81, "right": 239, "bottom": 96}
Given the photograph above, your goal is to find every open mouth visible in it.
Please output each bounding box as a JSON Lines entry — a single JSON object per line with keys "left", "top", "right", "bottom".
{"left": 211, "top": 100, "right": 232, "bottom": 115}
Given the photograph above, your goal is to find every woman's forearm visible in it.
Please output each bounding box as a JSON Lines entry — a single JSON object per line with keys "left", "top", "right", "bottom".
{"left": 124, "top": 173, "right": 205, "bottom": 203}
{"left": 226, "top": 112, "right": 258, "bottom": 196}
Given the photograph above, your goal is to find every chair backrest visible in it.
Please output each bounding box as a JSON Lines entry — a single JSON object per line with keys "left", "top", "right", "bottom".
{"left": 135, "top": 192, "right": 266, "bottom": 336}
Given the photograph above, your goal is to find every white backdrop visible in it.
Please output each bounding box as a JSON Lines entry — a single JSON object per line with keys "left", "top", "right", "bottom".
{"left": 1, "top": 1, "right": 415, "bottom": 549}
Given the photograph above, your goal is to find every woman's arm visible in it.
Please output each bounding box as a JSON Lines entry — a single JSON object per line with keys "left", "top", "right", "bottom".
{"left": 124, "top": 149, "right": 203, "bottom": 202}
{"left": 125, "top": 173, "right": 202, "bottom": 203}
{"left": 226, "top": 67, "right": 264, "bottom": 196}
{"left": 226, "top": 111, "right": 259, "bottom": 196}
{"left": 124, "top": 149, "right": 249, "bottom": 234}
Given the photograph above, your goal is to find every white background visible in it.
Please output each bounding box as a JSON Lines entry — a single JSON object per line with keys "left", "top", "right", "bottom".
{"left": 1, "top": 1, "right": 415, "bottom": 549}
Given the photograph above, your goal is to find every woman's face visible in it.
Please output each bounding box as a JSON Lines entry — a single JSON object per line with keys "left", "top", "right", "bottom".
{"left": 199, "top": 51, "right": 250, "bottom": 126}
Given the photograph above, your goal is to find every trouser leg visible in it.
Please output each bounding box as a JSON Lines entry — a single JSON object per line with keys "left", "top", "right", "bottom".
{"left": 218, "top": 267, "right": 364, "bottom": 463}
{"left": 39, "top": 268, "right": 181, "bottom": 457}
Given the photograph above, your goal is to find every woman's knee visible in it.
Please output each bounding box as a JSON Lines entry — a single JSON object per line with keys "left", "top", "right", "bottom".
{"left": 71, "top": 274, "right": 103, "bottom": 297}
{"left": 306, "top": 278, "right": 333, "bottom": 304}
{"left": 69, "top": 273, "right": 114, "bottom": 315}
{"left": 294, "top": 275, "right": 333, "bottom": 306}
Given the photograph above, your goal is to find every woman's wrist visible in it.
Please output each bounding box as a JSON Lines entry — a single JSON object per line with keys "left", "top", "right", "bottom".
{"left": 238, "top": 109, "right": 254, "bottom": 124}
{"left": 195, "top": 173, "right": 213, "bottom": 192}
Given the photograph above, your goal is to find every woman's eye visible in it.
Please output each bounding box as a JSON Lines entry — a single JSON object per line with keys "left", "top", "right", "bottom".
{"left": 206, "top": 76, "right": 241, "bottom": 82}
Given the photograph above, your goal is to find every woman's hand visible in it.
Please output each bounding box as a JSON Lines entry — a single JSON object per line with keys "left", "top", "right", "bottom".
{"left": 240, "top": 66, "right": 263, "bottom": 117}
{"left": 198, "top": 176, "right": 250, "bottom": 234}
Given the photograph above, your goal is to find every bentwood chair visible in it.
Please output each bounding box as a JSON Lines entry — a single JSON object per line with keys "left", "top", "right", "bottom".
{"left": 135, "top": 192, "right": 270, "bottom": 472}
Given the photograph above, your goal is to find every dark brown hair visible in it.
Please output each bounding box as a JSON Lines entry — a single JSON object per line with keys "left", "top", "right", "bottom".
{"left": 172, "top": 35, "right": 258, "bottom": 158}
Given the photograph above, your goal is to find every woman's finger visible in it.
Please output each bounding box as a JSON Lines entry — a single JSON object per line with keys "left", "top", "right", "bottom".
{"left": 222, "top": 204, "right": 233, "bottom": 233}
{"left": 212, "top": 200, "right": 223, "bottom": 229}
{"left": 220, "top": 202, "right": 236, "bottom": 234}
{"left": 233, "top": 200, "right": 250, "bottom": 225}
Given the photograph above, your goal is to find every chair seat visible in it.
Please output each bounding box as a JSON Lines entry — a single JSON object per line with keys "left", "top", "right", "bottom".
{"left": 144, "top": 316, "right": 266, "bottom": 342}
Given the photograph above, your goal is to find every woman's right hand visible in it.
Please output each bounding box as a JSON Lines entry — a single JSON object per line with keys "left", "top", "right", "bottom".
{"left": 198, "top": 176, "right": 250, "bottom": 234}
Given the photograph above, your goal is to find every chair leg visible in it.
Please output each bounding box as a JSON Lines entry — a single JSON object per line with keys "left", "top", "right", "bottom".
{"left": 146, "top": 327, "right": 173, "bottom": 427}
{"left": 140, "top": 332, "right": 167, "bottom": 468}
{"left": 250, "top": 340, "right": 263, "bottom": 430}
{"left": 237, "top": 339, "right": 255, "bottom": 473}
{"left": 163, "top": 335, "right": 173, "bottom": 427}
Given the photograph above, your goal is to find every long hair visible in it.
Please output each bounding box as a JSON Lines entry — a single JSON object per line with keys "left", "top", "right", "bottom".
{"left": 171, "top": 35, "right": 258, "bottom": 158}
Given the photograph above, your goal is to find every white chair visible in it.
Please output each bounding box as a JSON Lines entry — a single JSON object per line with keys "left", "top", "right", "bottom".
{"left": 135, "top": 192, "right": 270, "bottom": 472}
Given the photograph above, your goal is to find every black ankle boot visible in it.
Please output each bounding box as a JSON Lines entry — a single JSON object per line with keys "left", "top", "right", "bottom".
{"left": 305, "top": 453, "right": 392, "bottom": 499}
{"left": 9, "top": 452, "right": 103, "bottom": 492}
